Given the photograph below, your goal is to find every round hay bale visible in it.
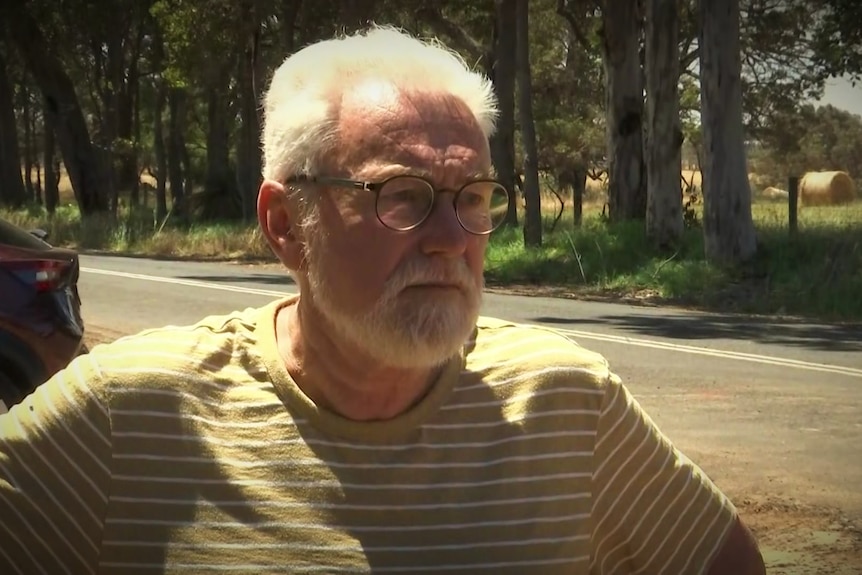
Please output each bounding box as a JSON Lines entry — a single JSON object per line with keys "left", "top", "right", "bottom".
{"left": 798, "top": 171, "right": 856, "bottom": 206}
{"left": 761, "top": 186, "right": 789, "bottom": 201}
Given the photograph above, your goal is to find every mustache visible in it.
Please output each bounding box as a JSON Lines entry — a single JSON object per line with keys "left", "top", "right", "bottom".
{"left": 386, "top": 258, "right": 476, "bottom": 293}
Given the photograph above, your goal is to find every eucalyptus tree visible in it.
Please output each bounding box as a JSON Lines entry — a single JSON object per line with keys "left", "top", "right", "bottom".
{"left": 515, "top": 0, "right": 542, "bottom": 247}
{"left": 698, "top": 0, "right": 758, "bottom": 264}
{"left": 0, "top": 47, "right": 27, "bottom": 208}
{"left": 1, "top": 0, "right": 110, "bottom": 214}
{"left": 644, "top": 0, "right": 683, "bottom": 249}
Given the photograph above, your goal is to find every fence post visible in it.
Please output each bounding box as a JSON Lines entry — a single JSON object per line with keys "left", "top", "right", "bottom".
{"left": 788, "top": 176, "right": 799, "bottom": 235}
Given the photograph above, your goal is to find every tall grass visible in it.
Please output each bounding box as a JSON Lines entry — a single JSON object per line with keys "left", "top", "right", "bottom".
{"left": 484, "top": 197, "right": 862, "bottom": 319}
{"left": 2, "top": 204, "right": 272, "bottom": 260}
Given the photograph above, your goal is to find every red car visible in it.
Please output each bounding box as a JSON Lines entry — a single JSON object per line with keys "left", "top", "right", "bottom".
{"left": 0, "top": 218, "right": 86, "bottom": 410}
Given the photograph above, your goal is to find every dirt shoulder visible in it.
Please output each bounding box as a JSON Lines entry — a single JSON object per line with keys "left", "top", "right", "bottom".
{"left": 734, "top": 496, "right": 862, "bottom": 574}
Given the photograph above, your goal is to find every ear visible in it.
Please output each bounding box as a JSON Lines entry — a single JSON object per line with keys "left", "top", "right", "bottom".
{"left": 257, "top": 179, "right": 307, "bottom": 271}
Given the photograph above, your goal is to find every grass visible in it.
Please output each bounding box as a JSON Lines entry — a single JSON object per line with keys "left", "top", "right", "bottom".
{"left": 485, "top": 197, "right": 862, "bottom": 321}
{"left": 3, "top": 194, "right": 861, "bottom": 322}
{"left": 2, "top": 203, "right": 273, "bottom": 261}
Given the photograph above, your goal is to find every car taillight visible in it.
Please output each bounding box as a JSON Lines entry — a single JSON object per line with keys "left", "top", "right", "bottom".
{"left": 4, "top": 259, "right": 71, "bottom": 292}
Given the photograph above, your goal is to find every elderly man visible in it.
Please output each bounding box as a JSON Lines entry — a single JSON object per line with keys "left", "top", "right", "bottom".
{"left": 0, "top": 27, "right": 764, "bottom": 574}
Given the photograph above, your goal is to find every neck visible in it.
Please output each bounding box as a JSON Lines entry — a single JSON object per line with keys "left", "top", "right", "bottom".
{"left": 275, "top": 297, "right": 442, "bottom": 421}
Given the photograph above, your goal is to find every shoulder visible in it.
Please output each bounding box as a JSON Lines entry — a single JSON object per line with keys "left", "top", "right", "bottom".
{"left": 86, "top": 305, "right": 270, "bottom": 397}
{"left": 472, "top": 316, "right": 611, "bottom": 374}
{"left": 468, "top": 316, "right": 615, "bottom": 405}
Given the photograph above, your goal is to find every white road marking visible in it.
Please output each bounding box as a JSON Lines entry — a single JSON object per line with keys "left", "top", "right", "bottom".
{"left": 82, "top": 267, "right": 862, "bottom": 379}
{"left": 554, "top": 327, "right": 862, "bottom": 378}
{"left": 82, "top": 267, "right": 292, "bottom": 298}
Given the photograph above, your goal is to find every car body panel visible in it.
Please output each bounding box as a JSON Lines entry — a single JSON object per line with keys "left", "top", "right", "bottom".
{"left": 0, "top": 218, "right": 85, "bottom": 405}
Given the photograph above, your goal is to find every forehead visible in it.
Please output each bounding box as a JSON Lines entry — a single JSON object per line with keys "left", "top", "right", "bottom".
{"left": 333, "top": 81, "right": 491, "bottom": 179}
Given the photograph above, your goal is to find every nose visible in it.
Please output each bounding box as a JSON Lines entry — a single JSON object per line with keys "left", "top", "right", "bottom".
{"left": 417, "top": 194, "right": 468, "bottom": 258}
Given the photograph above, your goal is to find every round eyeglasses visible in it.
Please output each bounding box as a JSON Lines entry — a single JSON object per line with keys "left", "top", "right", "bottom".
{"left": 284, "top": 174, "right": 511, "bottom": 235}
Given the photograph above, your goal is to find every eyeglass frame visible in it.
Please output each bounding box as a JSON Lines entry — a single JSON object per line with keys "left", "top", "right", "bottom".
{"left": 283, "top": 173, "right": 511, "bottom": 235}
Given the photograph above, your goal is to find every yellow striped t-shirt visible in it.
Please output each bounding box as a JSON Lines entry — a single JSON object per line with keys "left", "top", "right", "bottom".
{"left": 0, "top": 296, "right": 736, "bottom": 573}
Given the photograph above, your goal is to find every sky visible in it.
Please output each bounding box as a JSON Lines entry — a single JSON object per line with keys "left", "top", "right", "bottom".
{"left": 816, "top": 75, "right": 862, "bottom": 117}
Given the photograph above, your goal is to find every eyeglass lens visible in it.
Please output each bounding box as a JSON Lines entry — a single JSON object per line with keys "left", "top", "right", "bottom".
{"left": 375, "top": 176, "right": 509, "bottom": 233}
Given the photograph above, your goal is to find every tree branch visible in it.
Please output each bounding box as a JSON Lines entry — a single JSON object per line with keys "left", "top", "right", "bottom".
{"left": 680, "top": 46, "right": 699, "bottom": 72}
{"left": 556, "top": 0, "right": 595, "bottom": 54}
{"left": 415, "top": 6, "right": 488, "bottom": 68}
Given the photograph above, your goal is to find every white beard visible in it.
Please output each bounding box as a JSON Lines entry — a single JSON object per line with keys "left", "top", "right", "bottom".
{"left": 304, "top": 232, "right": 482, "bottom": 369}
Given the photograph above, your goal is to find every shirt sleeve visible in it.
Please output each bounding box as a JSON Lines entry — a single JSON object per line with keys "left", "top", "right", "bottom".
{"left": 0, "top": 353, "right": 112, "bottom": 574}
{"left": 590, "top": 372, "right": 737, "bottom": 574}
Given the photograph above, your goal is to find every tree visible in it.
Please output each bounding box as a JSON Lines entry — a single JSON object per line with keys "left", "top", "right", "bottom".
{"left": 754, "top": 103, "right": 862, "bottom": 182}
{"left": 644, "top": 0, "right": 683, "bottom": 248}
{"left": 0, "top": 48, "right": 27, "bottom": 207}
{"left": 599, "top": 0, "right": 646, "bottom": 222}
{"left": 516, "top": 0, "right": 542, "bottom": 247}
{"left": 490, "top": 0, "right": 518, "bottom": 227}
{"left": 554, "top": 0, "right": 606, "bottom": 226}
{"left": 42, "top": 96, "right": 60, "bottom": 213}
{"left": 698, "top": 0, "right": 757, "bottom": 264}
{"left": 1, "top": 0, "right": 110, "bottom": 214}
{"left": 812, "top": 0, "right": 862, "bottom": 79}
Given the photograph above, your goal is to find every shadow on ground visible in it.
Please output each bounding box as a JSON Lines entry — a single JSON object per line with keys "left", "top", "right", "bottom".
{"left": 533, "top": 313, "right": 862, "bottom": 353}
{"left": 178, "top": 274, "right": 295, "bottom": 287}
{"left": 80, "top": 249, "right": 275, "bottom": 265}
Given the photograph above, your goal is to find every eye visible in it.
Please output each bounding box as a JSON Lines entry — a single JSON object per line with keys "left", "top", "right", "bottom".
{"left": 387, "top": 187, "right": 428, "bottom": 204}
{"left": 458, "top": 184, "right": 494, "bottom": 209}
{"left": 378, "top": 177, "right": 433, "bottom": 206}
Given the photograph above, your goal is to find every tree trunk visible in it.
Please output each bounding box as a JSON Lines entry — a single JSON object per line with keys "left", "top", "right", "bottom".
{"left": 153, "top": 81, "right": 168, "bottom": 222}
{"left": 130, "top": 79, "right": 141, "bottom": 206}
{"left": 281, "top": 0, "right": 302, "bottom": 54}
{"left": 150, "top": 27, "right": 168, "bottom": 221}
{"left": 698, "top": 0, "right": 757, "bottom": 264}
{"left": 204, "top": 81, "right": 235, "bottom": 218}
{"left": 21, "top": 90, "right": 35, "bottom": 202}
{"left": 101, "top": 21, "right": 121, "bottom": 214}
{"left": 0, "top": 49, "right": 27, "bottom": 207}
{"left": 43, "top": 97, "right": 59, "bottom": 214}
{"left": 572, "top": 164, "right": 587, "bottom": 227}
{"left": 115, "top": 44, "right": 139, "bottom": 199}
{"left": 491, "top": 0, "right": 518, "bottom": 227}
{"left": 601, "top": 0, "right": 646, "bottom": 222}
{"left": 645, "top": 0, "right": 684, "bottom": 248}
{"left": 516, "top": 0, "right": 542, "bottom": 248}
{"left": 168, "top": 87, "right": 187, "bottom": 222}
{"left": 2, "top": 0, "right": 109, "bottom": 214}
{"left": 236, "top": 1, "right": 264, "bottom": 221}
{"left": 31, "top": 110, "right": 42, "bottom": 205}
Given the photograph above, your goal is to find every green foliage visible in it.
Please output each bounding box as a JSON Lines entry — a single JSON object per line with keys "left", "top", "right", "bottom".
{"left": 482, "top": 203, "right": 862, "bottom": 320}
{"left": 520, "top": 0, "right": 605, "bottom": 196}
{"left": 150, "top": 0, "right": 242, "bottom": 87}
{"left": 739, "top": 0, "right": 832, "bottom": 140}
{"left": 750, "top": 103, "right": 862, "bottom": 185}
{"left": 811, "top": 0, "right": 862, "bottom": 79}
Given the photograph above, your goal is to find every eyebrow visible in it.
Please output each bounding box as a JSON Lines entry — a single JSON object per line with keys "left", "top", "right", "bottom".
{"left": 369, "top": 165, "right": 496, "bottom": 181}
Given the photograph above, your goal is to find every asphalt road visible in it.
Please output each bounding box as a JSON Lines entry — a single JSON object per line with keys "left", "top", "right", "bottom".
{"left": 77, "top": 254, "right": 862, "bottom": 520}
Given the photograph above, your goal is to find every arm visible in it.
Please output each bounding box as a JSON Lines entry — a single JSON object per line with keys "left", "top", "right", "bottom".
{"left": 590, "top": 373, "right": 764, "bottom": 574}
{"left": 0, "top": 353, "right": 112, "bottom": 573}
{"left": 707, "top": 516, "right": 766, "bottom": 575}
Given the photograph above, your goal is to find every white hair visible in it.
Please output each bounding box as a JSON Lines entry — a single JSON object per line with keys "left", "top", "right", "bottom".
{"left": 260, "top": 25, "right": 499, "bottom": 184}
